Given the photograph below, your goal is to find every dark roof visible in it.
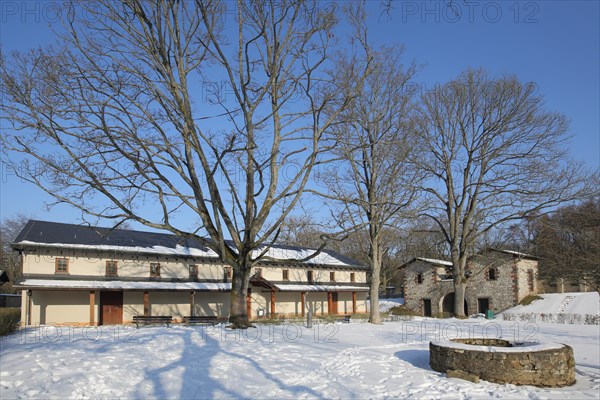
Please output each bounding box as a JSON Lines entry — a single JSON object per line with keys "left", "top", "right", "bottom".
{"left": 14, "top": 219, "right": 213, "bottom": 251}
{"left": 13, "top": 220, "right": 364, "bottom": 268}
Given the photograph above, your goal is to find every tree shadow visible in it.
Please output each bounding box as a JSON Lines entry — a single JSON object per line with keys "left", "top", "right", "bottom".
{"left": 138, "top": 326, "right": 323, "bottom": 399}
{"left": 395, "top": 349, "right": 432, "bottom": 371}
{"left": 138, "top": 328, "right": 238, "bottom": 399}
{"left": 216, "top": 343, "right": 323, "bottom": 398}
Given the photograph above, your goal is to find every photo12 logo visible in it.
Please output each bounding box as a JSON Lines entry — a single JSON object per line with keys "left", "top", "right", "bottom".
{"left": 399, "top": 320, "right": 539, "bottom": 343}
{"left": 398, "top": 1, "right": 540, "bottom": 24}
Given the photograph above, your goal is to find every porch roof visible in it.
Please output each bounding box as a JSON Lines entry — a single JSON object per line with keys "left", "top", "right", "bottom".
{"left": 274, "top": 284, "right": 369, "bottom": 292}
{"left": 15, "top": 279, "right": 231, "bottom": 292}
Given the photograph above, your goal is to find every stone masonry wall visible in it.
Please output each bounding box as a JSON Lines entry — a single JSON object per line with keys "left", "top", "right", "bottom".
{"left": 430, "top": 340, "right": 576, "bottom": 387}
{"left": 403, "top": 255, "right": 538, "bottom": 316}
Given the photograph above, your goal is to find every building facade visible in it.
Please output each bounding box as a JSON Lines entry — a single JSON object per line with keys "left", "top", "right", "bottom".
{"left": 13, "top": 220, "right": 369, "bottom": 326}
{"left": 400, "top": 250, "right": 539, "bottom": 317}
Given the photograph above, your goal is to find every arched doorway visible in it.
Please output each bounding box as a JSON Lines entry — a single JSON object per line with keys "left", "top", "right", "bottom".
{"left": 441, "top": 292, "right": 468, "bottom": 316}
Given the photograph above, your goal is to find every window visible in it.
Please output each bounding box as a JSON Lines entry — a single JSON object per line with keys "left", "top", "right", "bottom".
{"left": 189, "top": 264, "right": 198, "bottom": 279}
{"left": 224, "top": 266, "right": 232, "bottom": 280}
{"left": 330, "top": 271, "right": 335, "bottom": 282}
{"left": 488, "top": 268, "right": 497, "bottom": 281}
{"left": 282, "top": 269, "right": 289, "bottom": 281}
{"left": 150, "top": 263, "right": 161, "bottom": 277}
{"left": 106, "top": 261, "right": 118, "bottom": 277}
{"left": 307, "top": 270, "right": 314, "bottom": 283}
{"left": 416, "top": 273, "right": 423, "bottom": 284}
{"left": 55, "top": 258, "right": 69, "bottom": 273}
{"left": 528, "top": 269, "right": 535, "bottom": 291}
{"left": 350, "top": 272, "right": 355, "bottom": 282}
{"left": 255, "top": 267, "right": 262, "bottom": 277}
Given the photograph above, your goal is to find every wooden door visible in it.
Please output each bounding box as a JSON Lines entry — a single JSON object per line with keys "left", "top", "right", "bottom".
{"left": 328, "top": 292, "right": 339, "bottom": 315}
{"left": 100, "top": 291, "right": 123, "bottom": 325}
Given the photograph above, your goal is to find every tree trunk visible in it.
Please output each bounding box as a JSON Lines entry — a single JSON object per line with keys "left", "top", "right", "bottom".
{"left": 369, "top": 239, "right": 382, "bottom": 324}
{"left": 454, "top": 278, "right": 467, "bottom": 318}
{"left": 228, "top": 264, "right": 252, "bottom": 329}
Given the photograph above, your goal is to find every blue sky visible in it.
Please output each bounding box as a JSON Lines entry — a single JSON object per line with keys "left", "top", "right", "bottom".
{"left": 0, "top": 0, "right": 598, "bottom": 228}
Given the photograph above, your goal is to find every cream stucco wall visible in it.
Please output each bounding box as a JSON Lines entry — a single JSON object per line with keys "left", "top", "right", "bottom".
{"left": 194, "top": 292, "right": 230, "bottom": 317}
{"left": 26, "top": 290, "right": 94, "bottom": 325}
{"left": 256, "top": 266, "right": 366, "bottom": 284}
{"left": 22, "top": 249, "right": 225, "bottom": 280}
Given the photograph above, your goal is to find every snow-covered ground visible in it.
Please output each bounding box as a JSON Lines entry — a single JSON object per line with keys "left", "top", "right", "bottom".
{"left": 1, "top": 317, "right": 599, "bottom": 399}
{"left": 378, "top": 297, "right": 404, "bottom": 312}
{"left": 501, "top": 292, "right": 600, "bottom": 316}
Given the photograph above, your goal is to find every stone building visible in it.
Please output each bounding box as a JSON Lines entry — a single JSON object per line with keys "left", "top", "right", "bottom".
{"left": 400, "top": 249, "right": 539, "bottom": 317}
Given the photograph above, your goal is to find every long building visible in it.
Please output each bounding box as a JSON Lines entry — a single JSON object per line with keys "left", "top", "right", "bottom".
{"left": 13, "top": 220, "right": 369, "bottom": 326}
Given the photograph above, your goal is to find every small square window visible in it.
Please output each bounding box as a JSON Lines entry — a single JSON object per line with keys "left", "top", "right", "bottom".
{"left": 488, "top": 268, "right": 497, "bottom": 281}
{"left": 330, "top": 271, "right": 335, "bottom": 282}
{"left": 189, "top": 264, "right": 198, "bottom": 279}
{"left": 282, "top": 269, "right": 289, "bottom": 281}
{"left": 106, "top": 261, "right": 118, "bottom": 276}
{"left": 350, "top": 273, "right": 355, "bottom": 282}
{"left": 307, "top": 270, "right": 314, "bottom": 283}
{"left": 150, "top": 263, "right": 161, "bottom": 277}
{"left": 56, "top": 258, "right": 69, "bottom": 273}
{"left": 224, "top": 266, "right": 232, "bottom": 280}
{"left": 416, "top": 273, "right": 423, "bottom": 284}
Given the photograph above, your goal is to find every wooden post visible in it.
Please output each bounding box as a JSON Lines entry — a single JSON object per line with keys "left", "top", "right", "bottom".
{"left": 352, "top": 291, "right": 357, "bottom": 314}
{"left": 270, "top": 291, "right": 276, "bottom": 318}
{"left": 89, "top": 291, "right": 95, "bottom": 326}
{"left": 300, "top": 292, "right": 306, "bottom": 317}
{"left": 143, "top": 291, "right": 149, "bottom": 316}
{"left": 327, "top": 292, "right": 333, "bottom": 315}
{"left": 190, "top": 291, "right": 195, "bottom": 317}
{"left": 27, "top": 290, "right": 32, "bottom": 326}
{"left": 246, "top": 288, "right": 252, "bottom": 319}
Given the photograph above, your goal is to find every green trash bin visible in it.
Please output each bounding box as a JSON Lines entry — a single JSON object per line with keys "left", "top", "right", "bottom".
{"left": 486, "top": 310, "right": 494, "bottom": 319}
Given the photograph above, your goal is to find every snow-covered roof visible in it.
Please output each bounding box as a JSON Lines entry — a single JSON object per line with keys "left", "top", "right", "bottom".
{"left": 13, "top": 220, "right": 365, "bottom": 268}
{"left": 399, "top": 257, "right": 452, "bottom": 269}
{"left": 274, "top": 284, "right": 369, "bottom": 292}
{"left": 487, "top": 248, "right": 539, "bottom": 259}
{"left": 416, "top": 257, "right": 452, "bottom": 266}
{"left": 15, "top": 279, "right": 231, "bottom": 291}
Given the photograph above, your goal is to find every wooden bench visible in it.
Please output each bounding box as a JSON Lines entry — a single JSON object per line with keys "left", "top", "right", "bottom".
{"left": 182, "top": 316, "right": 219, "bottom": 326}
{"left": 338, "top": 315, "right": 351, "bottom": 323}
{"left": 133, "top": 315, "right": 172, "bottom": 328}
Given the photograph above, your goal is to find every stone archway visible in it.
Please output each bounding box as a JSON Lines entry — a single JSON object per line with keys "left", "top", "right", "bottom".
{"left": 441, "top": 292, "right": 468, "bottom": 316}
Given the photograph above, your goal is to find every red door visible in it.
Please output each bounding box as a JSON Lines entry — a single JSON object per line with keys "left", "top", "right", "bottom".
{"left": 100, "top": 291, "right": 123, "bottom": 325}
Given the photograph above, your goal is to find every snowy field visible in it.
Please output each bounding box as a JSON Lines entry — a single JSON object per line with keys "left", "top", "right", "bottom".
{"left": 1, "top": 315, "right": 599, "bottom": 399}
{"left": 501, "top": 292, "right": 600, "bottom": 316}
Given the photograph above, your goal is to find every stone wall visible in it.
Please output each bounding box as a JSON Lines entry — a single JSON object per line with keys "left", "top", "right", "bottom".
{"left": 430, "top": 339, "right": 576, "bottom": 387}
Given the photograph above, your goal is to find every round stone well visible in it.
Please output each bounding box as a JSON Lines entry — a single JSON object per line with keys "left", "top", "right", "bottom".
{"left": 430, "top": 338, "right": 576, "bottom": 387}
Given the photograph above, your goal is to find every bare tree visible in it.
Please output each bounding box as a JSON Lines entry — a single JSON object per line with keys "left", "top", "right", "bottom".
{"left": 532, "top": 198, "right": 600, "bottom": 293}
{"left": 0, "top": 214, "right": 30, "bottom": 293}
{"left": 416, "top": 68, "right": 591, "bottom": 317}
{"left": 321, "top": 44, "right": 422, "bottom": 323}
{"left": 0, "top": 1, "right": 369, "bottom": 328}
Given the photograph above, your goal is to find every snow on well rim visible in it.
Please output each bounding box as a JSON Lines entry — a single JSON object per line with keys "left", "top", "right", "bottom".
{"left": 431, "top": 339, "right": 568, "bottom": 353}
